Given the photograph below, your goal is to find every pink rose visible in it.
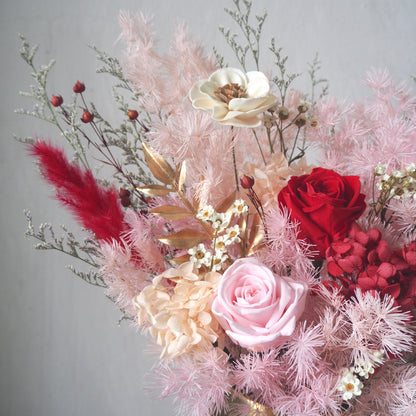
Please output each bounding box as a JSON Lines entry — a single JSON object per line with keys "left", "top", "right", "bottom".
{"left": 211, "top": 258, "right": 307, "bottom": 351}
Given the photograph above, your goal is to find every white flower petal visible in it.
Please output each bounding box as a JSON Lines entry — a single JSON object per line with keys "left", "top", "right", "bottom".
{"left": 219, "top": 115, "right": 262, "bottom": 128}
{"left": 212, "top": 105, "right": 230, "bottom": 121}
{"left": 246, "top": 71, "right": 270, "bottom": 97}
{"left": 199, "top": 81, "right": 225, "bottom": 102}
{"left": 209, "top": 67, "right": 247, "bottom": 87}
{"left": 228, "top": 96, "right": 269, "bottom": 112}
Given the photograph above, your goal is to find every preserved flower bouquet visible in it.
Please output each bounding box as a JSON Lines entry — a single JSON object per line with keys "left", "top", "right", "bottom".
{"left": 16, "top": 1, "right": 416, "bottom": 415}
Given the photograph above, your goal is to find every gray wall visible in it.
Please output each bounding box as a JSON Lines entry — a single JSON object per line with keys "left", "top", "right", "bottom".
{"left": 1, "top": 1, "right": 416, "bottom": 415}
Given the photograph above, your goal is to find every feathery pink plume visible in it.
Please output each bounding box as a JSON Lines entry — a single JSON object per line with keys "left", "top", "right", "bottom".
{"left": 30, "top": 140, "right": 126, "bottom": 242}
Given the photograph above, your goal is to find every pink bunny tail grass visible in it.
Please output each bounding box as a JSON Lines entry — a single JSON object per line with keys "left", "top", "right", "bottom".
{"left": 355, "top": 360, "right": 416, "bottom": 415}
{"left": 341, "top": 291, "right": 415, "bottom": 364}
{"left": 148, "top": 348, "right": 232, "bottom": 416}
{"left": 123, "top": 210, "right": 167, "bottom": 274}
{"left": 272, "top": 374, "right": 342, "bottom": 416}
{"left": 285, "top": 322, "right": 325, "bottom": 387}
{"left": 119, "top": 11, "right": 214, "bottom": 115}
{"left": 261, "top": 206, "right": 316, "bottom": 285}
{"left": 99, "top": 241, "right": 150, "bottom": 317}
{"left": 231, "top": 348, "right": 283, "bottom": 405}
{"left": 388, "top": 198, "right": 416, "bottom": 238}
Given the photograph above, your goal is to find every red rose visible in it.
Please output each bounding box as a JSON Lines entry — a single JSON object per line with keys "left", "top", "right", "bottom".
{"left": 278, "top": 167, "right": 366, "bottom": 258}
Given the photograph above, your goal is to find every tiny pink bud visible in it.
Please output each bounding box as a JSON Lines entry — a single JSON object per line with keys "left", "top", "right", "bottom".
{"left": 51, "top": 94, "right": 63, "bottom": 107}
{"left": 81, "top": 110, "right": 94, "bottom": 123}
{"left": 240, "top": 175, "right": 255, "bottom": 189}
{"left": 73, "top": 81, "right": 85, "bottom": 93}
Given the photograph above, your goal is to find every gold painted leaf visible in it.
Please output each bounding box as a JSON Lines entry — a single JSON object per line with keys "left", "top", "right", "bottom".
{"left": 192, "top": 192, "right": 201, "bottom": 212}
{"left": 169, "top": 254, "right": 191, "bottom": 265}
{"left": 149, "top": 205, "right": 192, "bottom": 221}
{"left": 247, "top": 240, "right": 266, "bottom": 256}
{"left": 246, "top": 214, "right": 264, "bottom": 256}
{"left": 142, "top": 142, "right": 175, "bottom": 185}
{"left": 215, "top": 191, "right": 236, "bottom": 213}
{"left": 137, "top": 184, "right": 172, "bottom": 197}
{"left": 158, "top": 229, "right": 207, "bottom": 249}
{"left": 176, "top": 160, "right": 187, "bottom": 190}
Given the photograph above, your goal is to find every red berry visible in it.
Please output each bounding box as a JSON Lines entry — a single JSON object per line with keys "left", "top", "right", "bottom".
{"left": 51, "top": 94, "right": 63, "bottom": 107}
{"left": 73, "top": 81, "right": 85, "bottom": 93}
{"left": 240, "top": 175, "right": 255, "bottom": 189}
{"left": 120, "top": 196, "right": 131, "bottom": 207}
{"left": 81, "top": 110, "right": 94, "bottom": 123}
{"left": 119, "top": 189, "right": 131, "bottom": 207}
{"left": 127, "top": 109, "right": 139, "bottom": 120}
{"left": 119, "top": 189, "right": 131, "bottom": 198}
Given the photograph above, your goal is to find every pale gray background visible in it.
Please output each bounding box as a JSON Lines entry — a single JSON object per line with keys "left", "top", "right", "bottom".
{"left": 1, "top": 1, "right": 416, "bottom": 415}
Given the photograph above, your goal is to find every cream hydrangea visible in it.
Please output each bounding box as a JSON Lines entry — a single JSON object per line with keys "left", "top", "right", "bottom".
{"left": 243, "top": 152, "right": 314, "bottom": 208}
{"left": 133, "top": 262, "right": 222, "bottom": 359}
{"left": 189, "top": 67, "right": 278, "bottom": 128}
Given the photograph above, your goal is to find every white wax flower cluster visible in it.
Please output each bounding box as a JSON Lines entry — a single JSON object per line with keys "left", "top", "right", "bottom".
{"left": 375, "top": 162, "right": 416, "bottom": 199}
{"left": 338, "top": 350, "right": 384, "bottom": 401}
{"left": 189, "top": 200, "right": 248, "bottom": 271}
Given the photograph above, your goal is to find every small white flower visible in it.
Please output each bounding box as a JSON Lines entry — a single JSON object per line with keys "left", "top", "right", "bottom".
{"left": 338, "top": 368, "right": 363, "bottom": 401}
{"left": 196, "top": 205, "right": 215, "bottom": 222}
{"left": 353, "top": 360, "right": 375, "bottom": 379}
{"left": 188, "top": 244, "right": 212, "bottom": 268}
{"left": 391, "top": 169, "right": 404, "bottom": 178}
{"left": 405, "top": 163, "right": 415, "bottom": 173}
{"left": 232, "top": 199, "right": 248, "bottom": 215}
{"left": 211, "top": 212, "right": 231, "bottom": 231}
{"left": 212, "top": 235, "right": 229, "bottom": 253}
{"left": 225, "top": 225, "right": 241, "bottom": 245}
{"left": 211, "top": 252, "right": 228, "bottom": 272}
{"left": 374, "top": 163, "right": 387, "bottom": 176}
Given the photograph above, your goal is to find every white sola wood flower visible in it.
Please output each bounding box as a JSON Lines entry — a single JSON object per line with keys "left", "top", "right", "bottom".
{"left": 189, "top": 67, "right": 278, "bottom": 127}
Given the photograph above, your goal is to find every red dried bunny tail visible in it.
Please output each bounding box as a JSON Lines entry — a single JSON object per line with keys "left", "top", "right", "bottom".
{"left": 30, "top": 139, "right": 126, "bottom": 242}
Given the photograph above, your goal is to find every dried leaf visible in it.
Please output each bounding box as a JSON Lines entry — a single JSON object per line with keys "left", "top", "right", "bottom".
{"left": 176, "top": 161, "right": 187, "bottom": 190}
{"left": 192, "top": 192, "right": 201, "bottom": 212}
{"left": 246, "top": 214, "right": 264, "bottom": 256}
{"left": 247, "top": 240, "right": 266, "bottom": 256}
{"left": 137, "top": 184, "right": 172, "bottom": 197}
{"left": 215, "top": 191, "right": 236, "bottom": 213}
{"left": 142, "top": 142, "right": 175, "bottom": 185}
{"left": 169, "top": 254, "right": 191, "bottom": 265}
{"left": 239, "top": 213, "right": 247, "bottom": 242}
{"left": 158, "top": 229, "right": 207, "bottom": 249}
{"left": 149, "top": 205, "right": 192, "bottom": 221}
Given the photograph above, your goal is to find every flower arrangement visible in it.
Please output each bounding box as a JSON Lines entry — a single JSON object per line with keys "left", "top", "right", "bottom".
{"left": 16, "top": 1, "right": 416, "bottom": 415}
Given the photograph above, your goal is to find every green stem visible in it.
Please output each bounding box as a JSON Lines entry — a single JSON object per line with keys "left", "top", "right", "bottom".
{"left": 252, "top": 129, "right": 266, "bottom": 165}
{"left": 288, "top": 127, "right": 301, "bottom": 165}
{"left": 266, "top": 126, "right": 274, "bottom": 154}
{"left": 231, "top": 127, "right": 240, "bottom": 192}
